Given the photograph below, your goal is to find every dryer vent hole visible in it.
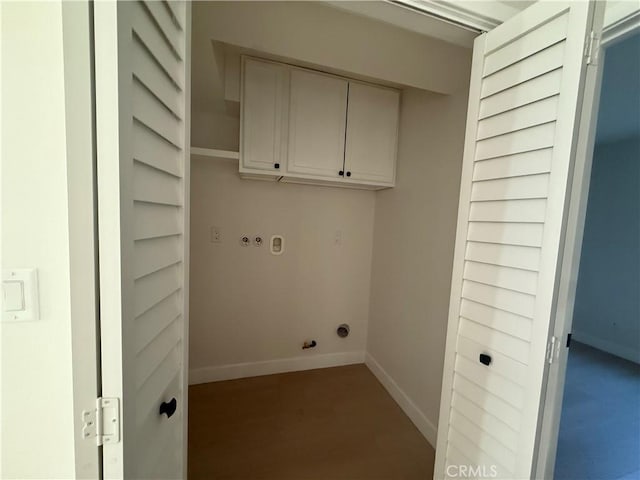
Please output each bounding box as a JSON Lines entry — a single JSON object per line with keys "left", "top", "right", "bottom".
{"left": 337, "top": 324, "right": 350, "bottom": 338}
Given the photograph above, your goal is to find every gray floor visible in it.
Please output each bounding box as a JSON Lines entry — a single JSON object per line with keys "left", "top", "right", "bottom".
{"left": 555, "top": 342, "right": 640, "bottom": 480}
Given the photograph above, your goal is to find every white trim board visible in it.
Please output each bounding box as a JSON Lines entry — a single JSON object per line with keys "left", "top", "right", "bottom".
{"left": 190, "top": 146, "right": 239, "bottom": 161}
{"left": 365, "top": 353, "right": 438, "bottom": 448}
{"left": 189, "top": 351, "right": 365, "bottom": 384}
{"left": 571, "top": 332, "right": 640, "bottom": 365}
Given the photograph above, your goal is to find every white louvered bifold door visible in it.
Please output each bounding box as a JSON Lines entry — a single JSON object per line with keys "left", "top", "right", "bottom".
{"left": 94, "top": 2, "right": 190, "bottom": 479}
{"left": 434, "top": 2, "right": 603, "bottom": 479}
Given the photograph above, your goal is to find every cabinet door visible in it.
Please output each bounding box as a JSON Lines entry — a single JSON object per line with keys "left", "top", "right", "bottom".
{"left": 287, "top": 69, "right": 348, "bottom": 179}
{"left": 344, "top": 83, "right": 399, "bottom": 185}
{"left": 241, "top": 58, "right": 287, "bottom": 174}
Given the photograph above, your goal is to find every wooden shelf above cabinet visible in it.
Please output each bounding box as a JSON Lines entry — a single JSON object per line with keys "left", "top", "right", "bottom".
{"left": 190, "top": 147, "right": 240, "bottom": 161}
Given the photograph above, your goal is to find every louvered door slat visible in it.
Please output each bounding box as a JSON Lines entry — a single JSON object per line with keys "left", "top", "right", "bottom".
{"left": 135, "top": 352, "right": 181, "bottom": 422}
{"left": 481, "top": 42, "right": 566, "bottom": 98}
{"left": 446, "top": 443, "right": 476, "bottom": 474}
{"left": 475, "top": 123, "right": 556, "bottom": 160}
{"left": 165, "top": 0, "right": 186, "bottom": 30}
{"left": 132, "top": 1, "right": 184, "bottom": 89}
{"left": 134, "top": 203, "right": 182, "bottom": 240}
{"left": 457, "top": 335, "right": 528, "bottom": 384}
{"left": 479, "top": 69, "right": 563, "bottom": 119}
{"left": 133, "top": 121, "right": 183, "bottom": 177}
{"left": 132, "top": 79, "right": 183, "bottom": 148}
{"left": 136, "top": 319, "right": 181, "bottom": 388}
{"left": 453, "top": 373, "right": 523, "bottom": 431}
{"left": 448, "top": 424, "right": 511, "bottom": 475}
{"left": 133, "top": 161, "right": 182, "bottom": 206}
{"left": 135, "top": 293, "right": 181, "bottom": 354}
{"left": 455, "top": 355, "right": 525, "bottom": 410}
{"left": 452, "top": 392, "right": 519, "bottom": 450}
{"left": 435, "top": 2, "right": 600, "bottom": 478}
{"left": 473, "top": 149, "right": 553, "bottom": 182}
{"left": 450, "top": 410, "right": 517, "bottom": 472}
{"left": 464, "top": 261, "right": 539, "bottom": 295}
{"left": 483, "top": 12, "right": 570, "bottom": 77}
{"left": 142, "top": 1, "right": 184, "bottom": 60}
{"left": 471, "top": 174, "right": 550, "bottom": 201}
{"left": 134, "top": 264, "right": 181, "bottom": 317}
{"left": 132, "top": 36, "right": 183, "bottom": 118}
{"left": 463, "top": 281, "right": 535, "bottom": 319}
{"left": 460, "top": 299, "right": 532, "bottom": 342}
{"left": 134, "top": 235, "right": 182, "bottom": 280}
{"left": 465, "top": 242, "right": 541, "bottom": 271}
{"left": 469, "top": 199, "right": 547, "bottom": 223}
{"left": 459, "top": 317, "right": 531, "bottom": 364}
{"left": 467, "top": 222, "right": 544, "bottom": 248}
{"left": 477, "top": 96, "right": 559, "bottom": 140}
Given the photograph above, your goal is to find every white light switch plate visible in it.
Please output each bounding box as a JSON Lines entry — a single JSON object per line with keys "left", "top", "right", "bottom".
{"left": 2, "top": 269, "right": 39, "bottom": 322}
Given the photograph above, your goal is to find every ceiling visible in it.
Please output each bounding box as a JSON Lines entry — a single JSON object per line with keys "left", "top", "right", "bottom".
{"left": 325, "top": 1, "right": 533, "bottom": 47}
{"left": 190, "top": 1, "right": 534, "bottom": 119}
{"left": 191, "top": 1, "right": 479, "bottom": 118}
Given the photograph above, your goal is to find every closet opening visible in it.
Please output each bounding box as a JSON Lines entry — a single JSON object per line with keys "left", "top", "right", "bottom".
{"left": 185, "top": 2, "right": 476, "bottom": 478}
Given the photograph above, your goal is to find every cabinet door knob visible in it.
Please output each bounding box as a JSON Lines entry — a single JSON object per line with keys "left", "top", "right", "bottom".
{"left": 339, "top": 170, "right": 344, "bottom": 176}
{"left": 346, "top": 171, "right": 352, "bottom": 177}
{"left": 274, "top": 163, "right": 280, "bottom": 169}
{"left": 159, "top": 398, "right": 177, "bottom": 418}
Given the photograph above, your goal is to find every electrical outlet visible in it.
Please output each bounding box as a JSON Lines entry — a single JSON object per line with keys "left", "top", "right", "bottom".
{"left": 210, "top": 226, "right": 222, "bottom": 243}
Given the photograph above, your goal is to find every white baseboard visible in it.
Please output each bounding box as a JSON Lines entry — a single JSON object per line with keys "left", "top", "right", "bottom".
{"left": 189, "top": 350, "right": 365, "bottom": 385}
{"left": 365, "top": 353, "right": 438, "bottom": 448}
{"left": 572, "top": 331, "right": 640, "bottom": 364}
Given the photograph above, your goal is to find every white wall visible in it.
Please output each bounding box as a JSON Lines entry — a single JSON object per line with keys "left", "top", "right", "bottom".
{"left": 189, "top": 159, "right": 375, "bottom": 382}
{"left": 191, "top": 0, "right": 472, "bottom": 120}
{"left": 0, "top": 2, "right": 97, "bottom": 477}
{"left": 572, "top": 137, "right": 640, "bottom": 363}
{"left": 366, "top": 86, "right": 470, "bottom": 446}
{"left": 188, "top": 1, "right": 471, "bottom": 389}
{"left": 191, "top": 110, "right": 240, "bottom": 151}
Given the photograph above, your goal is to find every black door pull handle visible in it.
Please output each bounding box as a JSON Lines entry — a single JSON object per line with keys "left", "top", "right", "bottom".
{"left": 160, "top": 398, "right": 177, "bottom": 418}
{"left": 479, "top": 353, "right": 492, "bottom": 366}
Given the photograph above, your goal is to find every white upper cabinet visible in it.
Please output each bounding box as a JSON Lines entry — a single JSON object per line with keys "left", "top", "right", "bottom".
{"left": 287, "top": 68, "right": 348, "bottom": 179}
{"left": 240, "top": 56, "right": 400, "bottom": 189}
{"left": 344, "top": 82, "right": 399, "bottom": 185}
{"left": 240, "top": 58, "right": 288, "bottom": 177}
